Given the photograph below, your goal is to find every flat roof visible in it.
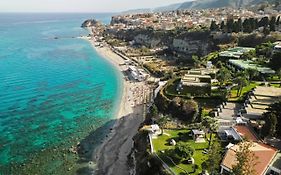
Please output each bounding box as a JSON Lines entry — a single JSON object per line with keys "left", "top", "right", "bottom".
{"left": 270, "top": 153, "right": 281, "bottom": 171}
{"left": 229, "top": 59, "right": 275, "bottom": 74}
{"left": 219, "top": 47, "right": 255, "bottom": 58}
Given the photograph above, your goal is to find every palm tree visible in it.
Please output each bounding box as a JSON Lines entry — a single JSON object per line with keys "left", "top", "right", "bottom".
{"left": 157, "top": 115, "right": 170, "bottom": 135}
{"left": 246, "top": 68, "right": 259, "bottom": 81}
{"left": 235, "top": 72, "right": 249, "bottom": 97}
{"left": 202, "top": 116, "right": 218, "bottom": 147}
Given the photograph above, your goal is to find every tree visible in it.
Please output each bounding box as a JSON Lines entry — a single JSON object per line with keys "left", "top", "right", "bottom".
{"left": 276, "top": 16, "right": 280, "bottom": 26}
{"left": 269, "top": 16, "right": 276, "bottom": 31}
{"left": 237, "top": 18, "right": 243, "bottom": 32}
{"left": 270, "top": 52, "right": 281, "bottom": 70}
{"left": 202, "top": 116, "right": 218, "bottom": 147}
{"left": 232, "top": 142, "right": 258, "bottom": 175}
{"left": 217, "top": 67, "right": 232, "bottom": 86}
{"left": 220, "top": 21, "right": 225, "bottom": 32}
{"left": 150, "top": 104, "right": 158, "bottom": 118}
{"left": 263, "top": 26, "right": 270, "bottom": 36}
{"left": 157, "top": 115, "right": 170, "bottom": 135}
{"left": 262, "top": 112, "right": 277, "bottom": 137}
{"left": 175, "top": 142, "right": 195, "bottom": 160}
{"left": 226, "top": 18, "right": 234, "bottom": 33}
{"left": 169, "top": 98, "right": 199, "bottom": 122}
{"left": 206, "top": 142, "right": 221, "bottom": 174}
{"left": 210, "top": 20, "right": 219, "bottom": 31}
{"left": 262, "top": 101, "right": 281, "bottom": 136}
{"left": 255, "top": 42, "right": 273, "bottom": 57}
{"left": 233, "top": 21, "right": 239, "bottom": 33}
{"left": 235, "top": 74, "right": 249, "bottom": 96}
{"left": 258, "top": 16, "right": 269, "bottom": 28}
{"left": 192, "top": 55, "right": 201, "bottom": 68}
{"left": 245, "top": 68, "right": 259, "bottom": 81}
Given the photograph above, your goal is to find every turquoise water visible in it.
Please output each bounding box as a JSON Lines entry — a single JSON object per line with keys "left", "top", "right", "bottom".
{"left": 0, "top": 13, "right": 121, "bottom": 173}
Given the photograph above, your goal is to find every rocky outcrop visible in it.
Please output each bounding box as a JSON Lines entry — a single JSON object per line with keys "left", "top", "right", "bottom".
{"left": 81, "top": 19, "right": 101, "bottom": 28}
{"left": 172, "top": 38, "right": 211, "bottom": 56}
{"left": 134, "top": 34, "right": 161, "bottom": 48}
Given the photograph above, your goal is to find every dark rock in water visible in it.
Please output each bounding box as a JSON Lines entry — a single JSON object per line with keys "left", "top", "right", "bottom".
{"left": 54, "top": 37, "right": 59, "bottom": 39}
{"left": 81, "top": 19, "right": 101, "bottom": 28}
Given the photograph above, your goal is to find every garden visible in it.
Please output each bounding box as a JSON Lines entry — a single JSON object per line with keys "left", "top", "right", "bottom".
{"left": 152, "top": 129, "right": 218, "bottom": 175}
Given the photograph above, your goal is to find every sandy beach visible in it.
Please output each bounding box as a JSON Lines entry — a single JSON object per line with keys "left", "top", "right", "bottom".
{"left": 86, "top": 38, "right": 151, "bottom": 175}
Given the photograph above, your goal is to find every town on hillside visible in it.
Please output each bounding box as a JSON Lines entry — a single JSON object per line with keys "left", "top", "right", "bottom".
{"left": 83, "top": 4, "right": 281, "bottom": 175}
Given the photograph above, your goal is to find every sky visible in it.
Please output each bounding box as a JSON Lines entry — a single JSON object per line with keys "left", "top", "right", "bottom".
{"left": 0, "top": 0, "right": 190, "bottom": 13}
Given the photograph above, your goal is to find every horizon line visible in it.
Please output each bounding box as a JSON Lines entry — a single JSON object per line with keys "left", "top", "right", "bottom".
{"left": 0, "top": 11, "right": 120, "bottom": 14}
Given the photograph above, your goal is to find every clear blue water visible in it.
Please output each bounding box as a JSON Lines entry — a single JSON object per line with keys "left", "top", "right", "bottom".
{"left": 0, "top": 13, "right": 121, "bottom": 173}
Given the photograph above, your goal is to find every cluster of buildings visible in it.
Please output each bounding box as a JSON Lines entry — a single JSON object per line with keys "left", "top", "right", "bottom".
{"left": 127, "top": 65, "right": 149, "bottom": 82}
{"left": 220, "top": 47, "right": 276, "bottom": 76}
{"left": 110, "top": 9, "right": 252, "bottom": 31}
{"left": 108, "top": 8, "right": 279, "bottom": 32}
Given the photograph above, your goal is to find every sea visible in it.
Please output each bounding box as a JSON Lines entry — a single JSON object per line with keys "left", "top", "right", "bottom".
{"left": 0, "top": 13, "right": 122, "bottom": 174}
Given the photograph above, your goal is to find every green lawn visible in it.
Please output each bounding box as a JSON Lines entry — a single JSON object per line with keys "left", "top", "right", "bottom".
{"left": 229, "top": 82, "right": 258, "bottom": 102}
{"left": 152, "top": 129, "right": 216, "bottom": 175}
{"left": 269, "top": 83, "right": 281, "bottom": 88}
{"left": 268, "top": 75, "right": 281, "bottom": 81}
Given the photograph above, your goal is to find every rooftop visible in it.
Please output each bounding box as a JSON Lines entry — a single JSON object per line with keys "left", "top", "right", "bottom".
{"left": 270, "top": 153, "right": 281, "bottom": 172}
{"left": 234, "top": 125, "right": 259, "bottom": 142}
{"left": 222, "top": 142, "right": 277, "bottom": 175}
{"left": 219, "top": 47, "right": 255, "bottom": 59}
{"left": 229, "top": 59, "right": 275, "bottom": 74}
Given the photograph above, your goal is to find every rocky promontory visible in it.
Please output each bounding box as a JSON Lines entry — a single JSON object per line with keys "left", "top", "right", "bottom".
{"left": 81, "top": 19, "right": 101, "bottom": 28}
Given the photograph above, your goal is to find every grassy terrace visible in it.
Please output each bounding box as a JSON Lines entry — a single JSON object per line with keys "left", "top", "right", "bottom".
{"left": 229, "top": 82, "right": 258, "bottom": 102}
{"left": 152, "top": 129, "right": 217, "bottom": 175}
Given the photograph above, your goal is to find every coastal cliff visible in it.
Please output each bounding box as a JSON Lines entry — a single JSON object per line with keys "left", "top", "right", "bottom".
{"left": 81, "top": 19, "right": 102, "bottom": 28}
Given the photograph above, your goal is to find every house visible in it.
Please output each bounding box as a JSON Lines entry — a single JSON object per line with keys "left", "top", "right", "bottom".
{"left": 177, "top": 70, "right": 212, "bottom": 96}
{"left": 191, "top": 129, "right": 205, "bottom": 142}
{"left": 220, "top": 124, "right": 281, "bottom": 175}
{"left": 218, "top": 127, "right": 243, "bottom": 142}
{"left": 219, "top": 47, "right": 255, "bottom": 59}
{"left": 220, "top": 142, "right": 278, "bottom": 175}
{"left": 127, "top": 66, "right": 149, "bottom": 81}
{"left": 140, "top": 124, "right": 161, "bottom": 137}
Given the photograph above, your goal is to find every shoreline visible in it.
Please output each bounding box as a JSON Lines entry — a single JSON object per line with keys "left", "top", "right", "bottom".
{"left": 85, "top": 37, "right": 150, "bottom": 174}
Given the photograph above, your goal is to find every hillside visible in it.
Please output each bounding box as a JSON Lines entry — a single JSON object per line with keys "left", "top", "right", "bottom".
{"left": 119, "top": 0, "right": 278, "bottom": 15}
{"left": 178, "top": 0, "right": 265, "bottom": 10}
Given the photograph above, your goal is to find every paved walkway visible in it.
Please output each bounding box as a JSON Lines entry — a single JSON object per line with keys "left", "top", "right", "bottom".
{"left": 217, "top": 102, "right": 241, "bottom": 126}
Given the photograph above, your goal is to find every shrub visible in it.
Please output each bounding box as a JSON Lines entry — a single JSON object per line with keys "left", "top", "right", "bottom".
{"left": 175, "top": 142, "right": 195, "bottom": 160}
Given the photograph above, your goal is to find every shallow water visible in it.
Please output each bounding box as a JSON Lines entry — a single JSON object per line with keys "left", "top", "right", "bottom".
{"left": 0, "top": 13, "right": 121, "bottom": 174}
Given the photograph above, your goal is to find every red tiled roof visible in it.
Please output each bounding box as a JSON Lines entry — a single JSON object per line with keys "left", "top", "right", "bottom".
{"left": 234, "top": 125, "right": 259, "bottom": 142}
{"left": 221, "top": 142, "right": 277, "bottom": 175}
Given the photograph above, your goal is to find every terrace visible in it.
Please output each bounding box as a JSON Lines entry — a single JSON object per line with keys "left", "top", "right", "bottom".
{"left": 244, "top": 86, "right": 281, "bottom": 119}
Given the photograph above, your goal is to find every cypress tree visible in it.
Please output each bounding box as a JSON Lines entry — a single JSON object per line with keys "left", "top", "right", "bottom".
{"left": 270, "top": 16, "right": 276, "bottom": 31}
{"left": 220, "top": 21, "right": 225, "bottom": 32}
